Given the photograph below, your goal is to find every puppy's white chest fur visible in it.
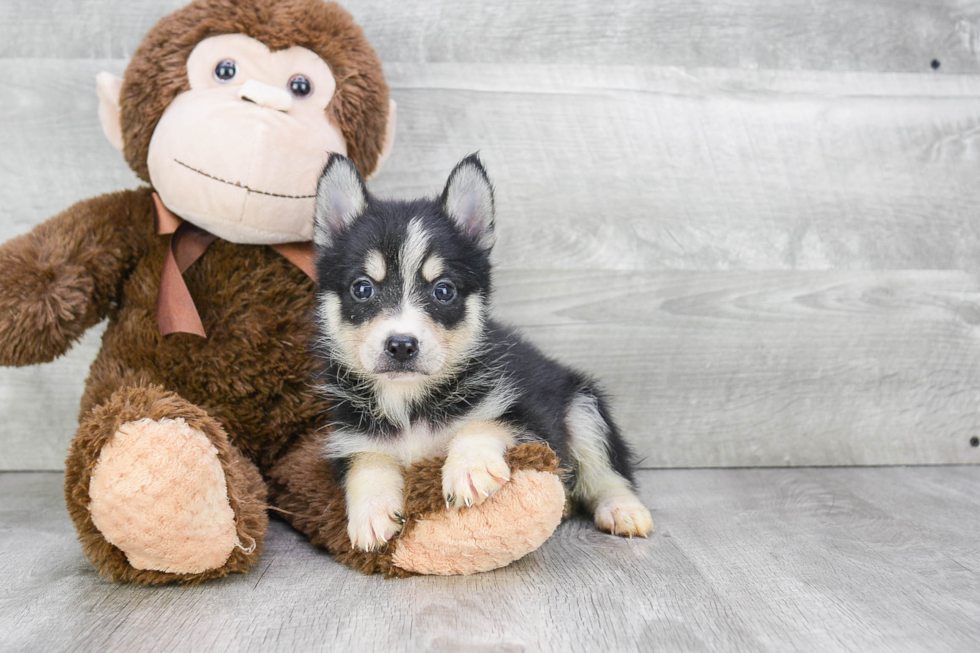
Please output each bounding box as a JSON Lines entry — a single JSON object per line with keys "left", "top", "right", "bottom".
{"left": 325, "top": 421, "right": 457, "bottom": 467}
{"left": 323, "top": 375, "right": 519, "bottom": 466}
{"left": 384, "top": 423, "right": 457, "bottom": 466}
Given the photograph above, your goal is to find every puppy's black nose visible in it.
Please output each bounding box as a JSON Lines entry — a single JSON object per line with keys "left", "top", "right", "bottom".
{"left": 385, "top": 335, "right": 419, "bottom": 362}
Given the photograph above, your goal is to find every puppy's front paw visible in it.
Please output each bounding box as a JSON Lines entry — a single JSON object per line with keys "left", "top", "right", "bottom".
{"left": 442, "top": 451, "right": 511, "bottom": 510}
{"left": 347, "top": 497, "right": 405, "bottom": 552}
{"left": 594, "top": 494, "right": 654, "bottom": 538}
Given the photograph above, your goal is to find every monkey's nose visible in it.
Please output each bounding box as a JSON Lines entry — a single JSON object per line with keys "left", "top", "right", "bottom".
{"left": 385, "top": 335, "right": 419, "bottom": 362}
{"left": 238, "top": 80, "right": 293, "bottom": 112}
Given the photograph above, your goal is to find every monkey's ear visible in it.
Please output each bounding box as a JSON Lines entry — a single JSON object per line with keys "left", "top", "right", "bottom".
{"left": 366, "top": 99, "right": 398, "bottom": 180}
{"left": 441, "top": 153, "right": 495, "bottom": 251}
{"left": 314, "top": 154, "right": 368, "bottom": 249}
{"left": 96, "top": 72, "right": 124, "bottom": 152}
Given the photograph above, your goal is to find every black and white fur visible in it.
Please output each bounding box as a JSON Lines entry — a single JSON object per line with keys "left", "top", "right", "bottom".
{"left": 312, "top": 154, "right": 653, "bottom": 551}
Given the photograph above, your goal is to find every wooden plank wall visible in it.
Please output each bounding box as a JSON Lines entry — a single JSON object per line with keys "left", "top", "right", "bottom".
{"left": 2, "top": 0, "right": 980, "bottom": 469}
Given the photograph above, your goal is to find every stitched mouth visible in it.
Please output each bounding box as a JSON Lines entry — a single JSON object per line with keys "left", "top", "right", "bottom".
{"left": 174, "top": 159, "right": 315, "bottom": 199}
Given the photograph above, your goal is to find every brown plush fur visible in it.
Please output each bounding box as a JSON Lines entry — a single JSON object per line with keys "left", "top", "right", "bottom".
{"left": 120, "top": 0, "right": 389, "bottom": 180}
{"left": 0, "top": 192, "right": 148, "bottom": 367}
{"left": 69, "top": 190, "right": 326, "bottom": 471}
{"left": 0, "top": 185, "right": 331, "bottom": 583}
{"left": 268, "top": 439, "right": 562, "bottom": 578}
{"left": 0, "top": 1, "right": 564, "bottom": 584}
{"left": 1, "top": 186, "right": 563, "bottom": 584}
{"left": 39, "top": 187, "right": 321, "bottom": 583}
{"left": 65, "top": 383, "right": 269, "bottom": 585}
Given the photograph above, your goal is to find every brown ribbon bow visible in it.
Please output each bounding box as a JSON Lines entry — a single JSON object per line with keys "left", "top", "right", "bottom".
{"left": 153, "top": 193, "right": 317, "bottom": 337}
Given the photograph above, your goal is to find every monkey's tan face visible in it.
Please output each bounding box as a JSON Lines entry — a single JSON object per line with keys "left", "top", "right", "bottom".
{"left": 146, "top": 34, "right": 347, "bottom": 244}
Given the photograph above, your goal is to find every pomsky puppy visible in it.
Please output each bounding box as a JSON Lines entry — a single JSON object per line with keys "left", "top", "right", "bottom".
{"left": 312, "top": 154, "right": 653, "bottom": 551}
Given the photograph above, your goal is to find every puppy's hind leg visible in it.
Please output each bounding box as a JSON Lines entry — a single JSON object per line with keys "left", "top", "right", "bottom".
{"left": 566, "top": 393, "right": 653, "bottom": 537}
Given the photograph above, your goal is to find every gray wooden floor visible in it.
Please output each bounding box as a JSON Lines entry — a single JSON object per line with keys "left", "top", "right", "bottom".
{"left": 2, "top": 467, "right": 978, "bottom": 652}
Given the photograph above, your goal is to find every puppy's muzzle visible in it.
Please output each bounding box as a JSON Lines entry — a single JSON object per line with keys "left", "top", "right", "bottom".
{"left": 385, "top": 334, "right": 419, "bottom": 362}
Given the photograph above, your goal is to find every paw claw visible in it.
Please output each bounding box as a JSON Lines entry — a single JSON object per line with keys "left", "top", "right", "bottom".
{"left": 442, "top": 452, "right": 511, "bottom": 510}
{"left": 594, "top": 494, "right": 654, "bottom": 538}
{"left": 347, "top": 498, "right": 404, "bottom": 552}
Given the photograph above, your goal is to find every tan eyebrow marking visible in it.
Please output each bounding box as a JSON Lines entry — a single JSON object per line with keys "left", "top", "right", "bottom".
{"left": 421, "top": 255, "right": 444, "bottom": 282}
{"left": 364, "top": 249, "right": 386, "bottom": 281}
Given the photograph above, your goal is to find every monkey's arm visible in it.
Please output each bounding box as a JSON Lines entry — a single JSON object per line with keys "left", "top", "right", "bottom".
{"left": 0, "top": 189, "right": 152, "bottom": 366}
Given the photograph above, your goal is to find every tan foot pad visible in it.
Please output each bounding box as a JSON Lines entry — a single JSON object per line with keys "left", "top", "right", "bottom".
{"left": 88, "top": 417, "right": 238, "bottom": 574}
{"left": 392, "top": 469, "right": 565, "bottom": 575}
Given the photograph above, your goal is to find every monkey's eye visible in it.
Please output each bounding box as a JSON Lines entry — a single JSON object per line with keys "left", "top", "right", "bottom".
{"left": 214, "top": 59, "right": 237, "bottom": 82}
{"left": 433, "top": 281, "right": 457, "bottom": 304}
{"left": 288, "top": 74, "right": 313, "bottom": 98}
{"left": 350, "top": 277, "right": 375, "bottom": 302}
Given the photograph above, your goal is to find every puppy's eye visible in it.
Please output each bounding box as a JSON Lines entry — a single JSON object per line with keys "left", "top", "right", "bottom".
{"left": 350, "top": 278, "right": 375, "bottom": 302}
{"left": 288, "top": 74, "right": 313, "bottom": 98}
{"left": 433, "top": 281, "right": 457, "bottom": 304}
{"left": 214, "top": 59, "right": 237, "bottom": 82}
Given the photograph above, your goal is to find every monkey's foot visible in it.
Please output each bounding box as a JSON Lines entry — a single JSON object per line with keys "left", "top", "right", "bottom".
{"left": 88, "top": 417, "right": 241, "bottom": 574}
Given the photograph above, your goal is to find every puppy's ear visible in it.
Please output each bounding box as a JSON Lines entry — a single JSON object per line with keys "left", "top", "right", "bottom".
{"left": 441, "top": 154, "right": 495, "bottom": 250}
{"left": 314, "top": 154, "right": 368, "bottom": 249}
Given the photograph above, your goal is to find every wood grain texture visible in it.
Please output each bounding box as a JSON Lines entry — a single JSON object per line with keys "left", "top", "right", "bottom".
{"left": 380, "top": 64, "right": 980, "bottom": 272}
{"left": 0, "top": 60, "right": 140, "bottom": 241}
{"left": 2, "top": 467, "right": 979, "bottom": 652}
{"left": 5, "top": 271, "right": 980, "bottom": 470}
{"left": 498, "top": 269, "right": 980, "bottom": 467}
{"left": 3, "top": 4, "right": 980, "bottom": 471}
{"left": 4, "top": 61, "right": 980, "bottom": 271}
{"left": 0, "top": 326, "right": 105, "bottom": 471}
{"left": 2, "top": 0, "right": 979, "bottom": 73}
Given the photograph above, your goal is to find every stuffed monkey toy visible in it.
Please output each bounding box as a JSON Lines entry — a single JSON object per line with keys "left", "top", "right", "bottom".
{"left": 0, "top": 0, "right": 565, "bottom": 584}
